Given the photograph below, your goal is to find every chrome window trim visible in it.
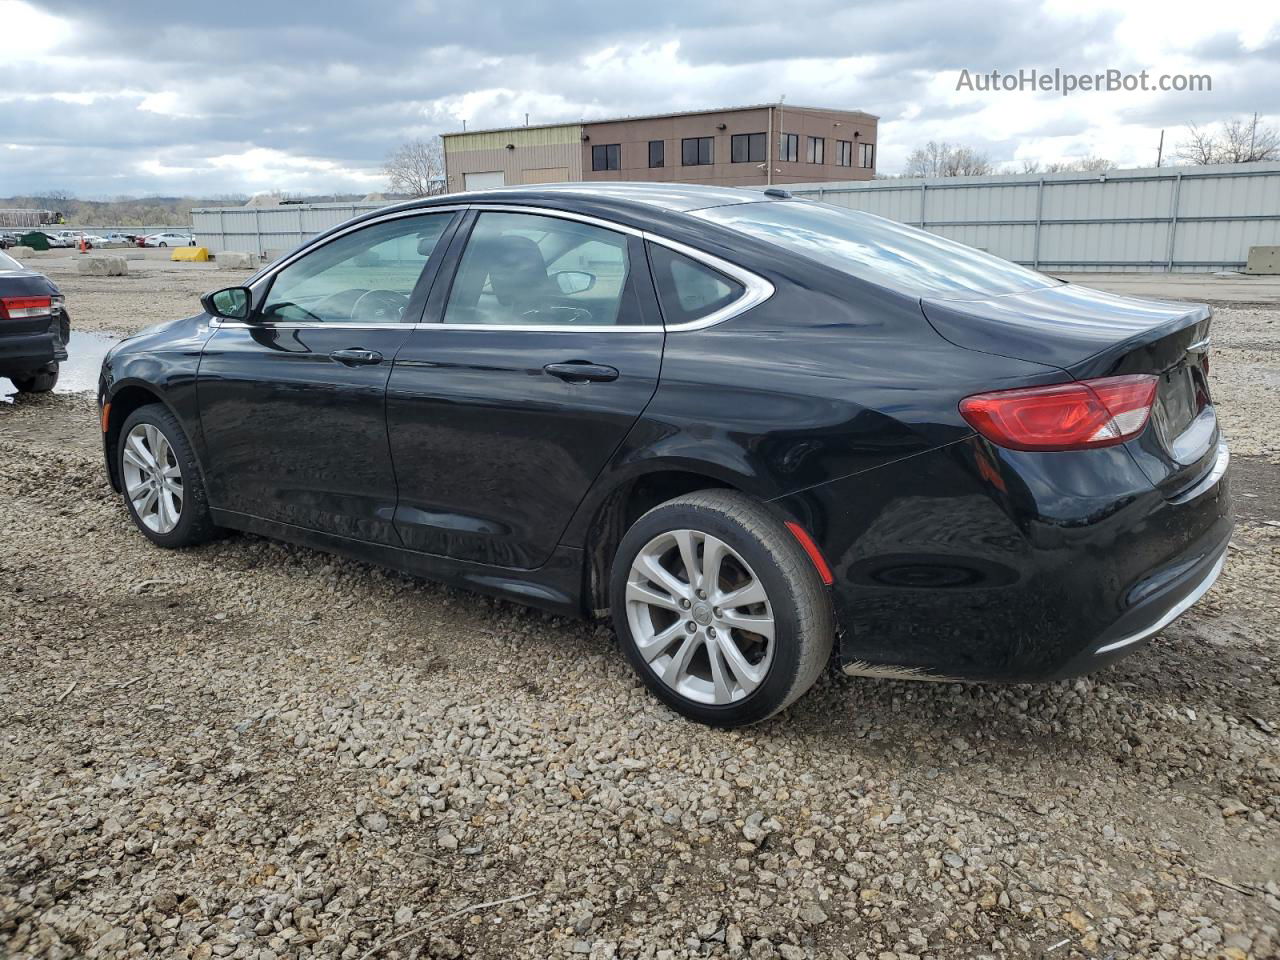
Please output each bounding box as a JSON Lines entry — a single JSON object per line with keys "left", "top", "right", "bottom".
{"left": 641, "top": 234, "right": 774, "bottom": 331}
{"left": 213, "top": 202, "right": 772, "bottom": 335}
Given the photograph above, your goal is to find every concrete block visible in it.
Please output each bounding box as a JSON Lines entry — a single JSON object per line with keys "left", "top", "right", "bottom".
{"left": 78, "top": 256, "right": 128, "bottom": 276}
{"left": 1245, "top": 245, "right": 1280, "bottom": 275}
{"left": 123, "top": 251, "right": 145, "bottom": 261}
{"left": 7, "top": 246, "right": 35, "bottom": 259}
{"left": 214, "top": 250, "right": 258, "bottom": 269}
{"left": 170, "top": 246, "right": 210, "bottom": 262}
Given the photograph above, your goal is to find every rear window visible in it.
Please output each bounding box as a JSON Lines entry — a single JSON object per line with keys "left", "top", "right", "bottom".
{"left": 693, "top": 201, "right": 1060, "bottom": 300}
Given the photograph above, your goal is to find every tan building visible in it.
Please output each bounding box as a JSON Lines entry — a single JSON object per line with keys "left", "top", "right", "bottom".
{"left": 441, "top": 104, "right": 877, "bottom": 193}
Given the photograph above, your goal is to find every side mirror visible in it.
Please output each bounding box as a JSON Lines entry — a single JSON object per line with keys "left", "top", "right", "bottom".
{"left": 553, "top": 270, "right": 596, "bottom": 295}
{"left": 201, "top": 286, "right": 252, "bottom": 321}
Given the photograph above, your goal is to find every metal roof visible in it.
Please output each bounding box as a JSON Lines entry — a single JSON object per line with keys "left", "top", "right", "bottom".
{"left": 441, "top": 103, "right": 878, "bottom": 139}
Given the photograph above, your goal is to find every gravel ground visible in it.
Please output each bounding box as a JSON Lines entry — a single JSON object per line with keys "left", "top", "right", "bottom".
{"left": 1, "top": 275, "right": 1278, "bottom": 960}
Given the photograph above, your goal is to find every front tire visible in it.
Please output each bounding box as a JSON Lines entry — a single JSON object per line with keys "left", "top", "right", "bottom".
{"left": 117, "top": 404, "right": 218, "bottom": 548}
{"left": 11, "top": 363, "right": 58, "bottom": 393}
{"left": 610, "top": 490, "right": 834, "bottom": 727}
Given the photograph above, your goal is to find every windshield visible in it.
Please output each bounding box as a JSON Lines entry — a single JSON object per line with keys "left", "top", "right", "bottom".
{"left": 0, "top": 251, "right": 22, "bottom": 271}
{"left": 693, "top": 200, "right": 1060, "bottom": 300}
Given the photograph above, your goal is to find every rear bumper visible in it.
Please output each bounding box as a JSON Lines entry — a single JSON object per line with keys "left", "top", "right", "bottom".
{"left": 0, "top": 310, "right": 69, "bottom": 375}
{"left": 1049, "top": 540, "right": 1226, "bottom": 679}
{"left": 771, "top": 434, "right": 1233, "bottom": 683}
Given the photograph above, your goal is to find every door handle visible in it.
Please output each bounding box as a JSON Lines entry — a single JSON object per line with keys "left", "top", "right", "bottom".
{"left": 543, "top": 361, "right": 619, "bottom": 383}
{"left": 329, "top": 348, "right": 383, "bottom": 366}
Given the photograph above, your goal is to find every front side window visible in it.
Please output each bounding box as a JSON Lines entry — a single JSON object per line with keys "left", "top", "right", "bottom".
{"left": 859, "top": 142, "right": 875, "bottom": 168}
{"left": 836, "top": 140, "right": 853, "bottom": 166}
{"left": 806, "top": 136, "right": 825, "bottom": 164}
{"left": 260, "top": 213, "right": 453, "bottom": 323}
{"left": 648, "top": 244, "right": 745, "bottom": 326}
{"left": 731, "top": 133, "right": 766, "bottom": 163}
{"left": 443, "top": 211, "right": 640, "bottom": 327}
{"left": 694, "top": 201, "right": 1059, "bottom": 300}
{"left": 682, "top": 136, "right": 714, "bottom": 166}
{"left": 649, "top": 140, "right": 664, "bottom": 168}
{"left": 779, "top": 133, "right": 799, "bottom": 163}
{"left": 591, "top": 144, "right": 621, "bottom": 171}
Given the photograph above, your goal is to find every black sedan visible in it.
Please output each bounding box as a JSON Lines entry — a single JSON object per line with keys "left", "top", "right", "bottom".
{"left": 98, "top": 183, "right": 1231, "bottom": 726}
{"left": 1, "top": 249, "right": 69, "bottom": 393}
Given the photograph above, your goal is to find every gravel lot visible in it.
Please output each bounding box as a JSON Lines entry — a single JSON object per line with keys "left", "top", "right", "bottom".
{"left": 2, "top": 264, "right": 1278, "bottom": 960}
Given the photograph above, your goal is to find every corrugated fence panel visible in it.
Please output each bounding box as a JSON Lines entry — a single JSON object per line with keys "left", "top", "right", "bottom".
{"left": 787, "top": 162, "right": 1280, "bottom": 271}
{"left": 193, "top": 202, "right": 384, "bottom": 255}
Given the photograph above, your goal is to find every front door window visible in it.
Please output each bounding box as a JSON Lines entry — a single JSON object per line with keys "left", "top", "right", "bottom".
{"left": 261, "top": 214, "right": 453, "bottom": 324}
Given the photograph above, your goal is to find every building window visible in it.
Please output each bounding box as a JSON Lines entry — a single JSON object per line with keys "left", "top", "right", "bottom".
{"left": 731, "top": 132, "right": 766, "bottom": 163}
{"left": 859, "top": 142, "right": 875, "bottom": 168}
{"left": 836, "top": 140, "right": 853, "bottom": 166}
{"left": 591, "top": 143, "right": 620, "bottom": 171}
{"left": 648, "top": 140, "right": 664, "bottom": 168}
{"left": 681, "top": 136, "right": 714, "bottom": 166}
{"left": 778, "top": 133, "right": 799, "bottom": 163}
{"left": 806, "top": 136, "right": 825, "bottom": 164}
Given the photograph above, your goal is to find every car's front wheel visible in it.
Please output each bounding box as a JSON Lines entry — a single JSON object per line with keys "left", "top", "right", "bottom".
{"left": 11, "top": 363, "right": 59, "bottom": 393}
{"left": 610, "top": 490, "right": 833, "bottom": 727}
{"left": 117, "top": 404, "right": 219, "bottom": 548}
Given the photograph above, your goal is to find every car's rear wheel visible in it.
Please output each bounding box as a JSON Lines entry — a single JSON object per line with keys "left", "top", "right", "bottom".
{"left": 117, "top": 404, "right": 218, "bottom": 548}
{"left": 11, "top": 363, "right": 58, "bottom": 393}
{"left": 610, "top": 490, "right": 833, "bottom": 727}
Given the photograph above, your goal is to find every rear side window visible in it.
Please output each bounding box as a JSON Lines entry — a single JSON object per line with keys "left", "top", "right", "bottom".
{"left": 648, "top": 244, "right": 744, "bottom": 326}
{"left": 693, "top": 201, "right": 1059, "bottom": 300}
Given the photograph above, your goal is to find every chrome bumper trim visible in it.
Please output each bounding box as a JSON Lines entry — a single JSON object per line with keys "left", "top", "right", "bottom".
{"left": 1168, "top": 439, "right": 1230, "bottom": 505}
{"left": 1093, "top": 548, "right": 1227, "bottom": 655}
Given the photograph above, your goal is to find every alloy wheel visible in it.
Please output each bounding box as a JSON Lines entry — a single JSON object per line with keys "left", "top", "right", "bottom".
{"left": 121, "top": 423, "right": 184, "bottom": 534}
{"left": 625, "top": 529, "right": 775, "bottom": 705}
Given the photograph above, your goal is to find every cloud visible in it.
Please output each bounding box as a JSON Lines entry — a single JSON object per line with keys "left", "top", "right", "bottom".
{"left": 1, "top": 0, "right": 1277, "bottom": 196}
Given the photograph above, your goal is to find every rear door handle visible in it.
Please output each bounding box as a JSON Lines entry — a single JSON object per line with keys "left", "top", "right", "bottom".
{"left": 330, "top": 348, "right": 383, "bottom": 366}
{"left": 543, "top": 361, "right": 620, "bottom": 383}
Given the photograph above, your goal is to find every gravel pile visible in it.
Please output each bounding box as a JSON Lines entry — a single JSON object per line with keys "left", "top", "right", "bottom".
{"left": 0, "top": 296, "right": 1277, "bottom": 959}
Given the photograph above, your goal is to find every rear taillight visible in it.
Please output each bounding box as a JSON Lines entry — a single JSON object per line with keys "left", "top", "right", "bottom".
{"left": 0, "top": 296, "right": 53, "bottom": 320}
{"left": 960, "top": 375, "right": 1158, "bottom": 452}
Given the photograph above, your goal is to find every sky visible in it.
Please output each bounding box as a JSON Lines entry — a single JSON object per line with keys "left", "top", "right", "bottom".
{"left": 2, "top": 0, "right": 1278, "bottom": 199}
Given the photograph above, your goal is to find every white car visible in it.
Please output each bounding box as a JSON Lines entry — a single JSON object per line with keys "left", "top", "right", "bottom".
{"left": 142, "top": 232, "right": 194, "bottom": 248}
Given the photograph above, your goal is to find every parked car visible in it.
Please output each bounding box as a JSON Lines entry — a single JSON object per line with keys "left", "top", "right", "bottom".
{"left": 1, "top": 249, "right": 69, "bottom": 393}
{"left": 98, "top": 183, "right": 1231, "bottom": 726}
{"left": 0, "top": 232, "right": 18, "bottom": 249}
{"left": 140, "top": 232, "right": 194, "bottom": 248}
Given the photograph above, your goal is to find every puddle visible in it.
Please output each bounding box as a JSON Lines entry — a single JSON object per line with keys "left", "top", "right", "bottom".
{"left": 1, "top": 330, "right": 121, "bottom": 403}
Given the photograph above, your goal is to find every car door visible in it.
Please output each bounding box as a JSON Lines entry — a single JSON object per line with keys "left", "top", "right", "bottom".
{"left": 197, "top": 209, "right": 460, "bottom": 544}
{"left": 385, "top": 208, "right": 665, "bottom": 569}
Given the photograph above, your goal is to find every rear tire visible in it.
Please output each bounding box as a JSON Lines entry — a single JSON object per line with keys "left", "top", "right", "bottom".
{"left": 11, "top": 363, "right": 58, "bottom": 393}
{"left": 117, "top": 404, "right": 219, "bottom": 548}
{"left": 610, "top": 490, "right": 833, "bottom": 727}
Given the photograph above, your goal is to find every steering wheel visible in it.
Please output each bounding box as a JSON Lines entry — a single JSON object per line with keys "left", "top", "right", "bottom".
{"left": 351, "top": 289, "right": 409, "bottom": 323}
{"left": 520, "top": 302, "right": 595, "bottom": 325}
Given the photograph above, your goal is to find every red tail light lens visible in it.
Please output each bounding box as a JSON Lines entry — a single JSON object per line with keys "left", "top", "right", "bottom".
{"left": 0, "top": 296, "right": 53, "bottom": 320}
{"left": 960, "top": 375, "right": 1158, "bottom": 451}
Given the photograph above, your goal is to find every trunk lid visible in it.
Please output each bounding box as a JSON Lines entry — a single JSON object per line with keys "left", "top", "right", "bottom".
{"left": 922, "top": 282, "right": 1219, "bottom": 499}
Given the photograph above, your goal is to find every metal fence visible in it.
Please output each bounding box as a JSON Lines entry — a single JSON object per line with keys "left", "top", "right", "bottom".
{"left": 785, "top": 161, "right": 1280, "bottom": 272}
{"left": 192, "top": 162, "right": 1280, "bottom": 272}
{"left": 191, "top": 202, "right": 385, "bottom": 256}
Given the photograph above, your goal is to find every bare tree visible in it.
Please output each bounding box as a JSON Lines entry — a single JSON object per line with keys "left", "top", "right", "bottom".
{"left": 384, "top": 137, "right": 447, "bottom": 197}
{"left": 904, "top": 141, "right": 994, "bottom": 178}
{"left": 1175, "top": 116, "right": 1278, "bottom": 164}
{"left": 1044, "top": 156, "right": 1114, "bottom": 173}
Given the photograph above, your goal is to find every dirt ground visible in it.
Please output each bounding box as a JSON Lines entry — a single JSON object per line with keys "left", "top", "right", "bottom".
{"left": 1, "top": 264, "right": 1277, "bottom": 960}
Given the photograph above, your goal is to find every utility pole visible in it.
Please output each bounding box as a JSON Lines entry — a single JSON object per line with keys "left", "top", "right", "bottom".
{"left": 1156, "top": 129, "right": 1164, "bottom": 167}
{"left": 1250, "top": 111, "right": 1258, "bottom": 160}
